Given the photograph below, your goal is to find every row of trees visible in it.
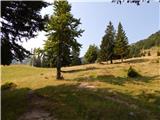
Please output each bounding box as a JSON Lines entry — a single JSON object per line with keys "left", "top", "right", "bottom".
{"left": 30, "top": 47, "right": 82, "bottom": 68}
{"left": 84, "top": 22, "right": 129, "bottom": 64}
{"left": 2, "top": 0, "right": 158, "bottom": 79}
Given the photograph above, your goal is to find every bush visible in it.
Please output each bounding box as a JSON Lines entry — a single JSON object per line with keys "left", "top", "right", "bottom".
{"left": 127, "top": 66, "right": 141, "bottom": 78}
{"left": 1, "top": 82, "right": 17, "bottom": 90}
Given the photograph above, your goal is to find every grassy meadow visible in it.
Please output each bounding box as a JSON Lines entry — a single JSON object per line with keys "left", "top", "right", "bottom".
{"left": 1, "top": 56, "right": 160, "bottom": 120}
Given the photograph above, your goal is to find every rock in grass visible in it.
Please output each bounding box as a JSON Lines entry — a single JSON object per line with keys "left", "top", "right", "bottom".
{"left": 127, "top": 66, "right": 141, "bottom": 78}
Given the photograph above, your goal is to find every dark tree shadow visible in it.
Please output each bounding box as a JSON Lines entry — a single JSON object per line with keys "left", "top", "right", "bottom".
{"left": 124, "top": 58, "right": 149, "bottom": 64}
{"left": 34, "top": 84, "right": 160, "bottom": 120}
{"left": 113, "top": 58, "right": 149, "bottom": 64}
{"left": 68, "top": 74, "right": 159, "bottom": 86}
{"left": 73, "top": 75, "right": 127, "bottom": 86}
{"left": 2, "top": 83, "right": 160, "bottom": 120}
{"left": 61, "top": 67, "right": 100, "bottom": 73}
{"left": 1, "top": 87, "right": 31, "bottom": 120}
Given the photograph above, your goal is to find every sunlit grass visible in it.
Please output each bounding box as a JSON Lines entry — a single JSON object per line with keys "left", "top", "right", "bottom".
{"left": 1, "top": 56, "right": 160, "bottom": 120}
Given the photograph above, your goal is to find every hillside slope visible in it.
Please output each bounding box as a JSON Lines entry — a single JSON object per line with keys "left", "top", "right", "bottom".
{"left": 1, "top": 57, "right": 160, "bottom": 120}
{"left": 129, "top": 31, "right": 160, "bottom": 57}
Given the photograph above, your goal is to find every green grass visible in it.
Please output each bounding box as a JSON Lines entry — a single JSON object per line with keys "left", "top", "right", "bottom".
{"left": 35, "top": 84, "right": 157, "bottom": 120}
{"left": 1, "top": 88, "right": 30, "bottom": 120}
{"left": 1, "top": 57, "right": 160, "bottom": 120}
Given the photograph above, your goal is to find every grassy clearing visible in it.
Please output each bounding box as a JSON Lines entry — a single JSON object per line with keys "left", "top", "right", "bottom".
{"left": 1, "top": 57, "right": 160, "bottom": 120}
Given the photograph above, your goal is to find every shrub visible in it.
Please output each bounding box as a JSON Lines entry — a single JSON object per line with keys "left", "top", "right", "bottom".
{"left": 127, "top": 66, "right": 141, "bottom": 78}
{"left": 1, "top": 82, "right": 17, "bottom": 90}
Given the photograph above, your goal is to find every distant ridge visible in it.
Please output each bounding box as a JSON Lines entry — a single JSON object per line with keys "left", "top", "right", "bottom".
{"left": 131, "top": 31, "right": 160, "bottom": 49}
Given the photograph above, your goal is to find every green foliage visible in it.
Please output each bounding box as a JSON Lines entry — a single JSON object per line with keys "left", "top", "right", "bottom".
{"left": 114, "top": 22, "right": 129, "bottom": 62}
{"left": 129, "top": 31, "right": 160, "bottom": 58}
{"left": 45, "top": 0, "right": 84, "bottom": 79}
{"left": 99, "top": 21, "right": 115, "bottom": 63}
{"left": 1, "top": 1, "right": 49, "bottom": 65}
{"left": 2, "top": 88, "right": 29, "bottom": 120}
{"left": 127, "top": 66, "right": 141, "bottom": 78}
{"left": 1, "top": 82, "right": 17, "bottom": 90}
{"left": 128, "top": 45, "right": 141, "bottom": 58}
{"left": 85, "top": 44, "right": 99, "bottom": 63}
{"left": 112, "top": 0, "right": 154, "bottom": 6}
{"left": 70, "top": 48, "right": 82, "bottom": 66}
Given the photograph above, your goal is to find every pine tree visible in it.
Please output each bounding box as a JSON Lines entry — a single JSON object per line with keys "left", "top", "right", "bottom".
{"left": 84, "top": 45, "right": 99, "bottom": 63}
{"left": 99, "top": 21, "right": 115, "bottom": 64}
{"left": 71, "top": 48, "right": 81, "bottom": 66}
{"left": 45, "top": 0, "right": 84, "bottom": 79}
{"left": 114, "top": 22, "right": 128, "bottom": 62}
{"left": 1, "top": 1, "right": 49, "bottom": 65}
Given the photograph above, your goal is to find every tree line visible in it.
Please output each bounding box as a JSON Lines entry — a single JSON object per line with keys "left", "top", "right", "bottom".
{"left": 1, "top": 0, "right": 159, "bottom": 80}
{"left": 84, "top": 22, "right": 129, "bottom": 64}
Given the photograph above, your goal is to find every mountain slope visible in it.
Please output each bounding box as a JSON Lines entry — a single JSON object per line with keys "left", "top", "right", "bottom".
{"left": 129, "top": 31, "right": 160, "bottom": 57}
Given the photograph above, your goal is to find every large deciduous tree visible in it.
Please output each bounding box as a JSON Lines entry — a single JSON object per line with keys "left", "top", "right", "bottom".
{"left": 1, "top": 1, "right": 49, "bottom": 65}
{"left": 99, "top": 21, "right": 115, "bottom": 64}
{"left": 114, "top": 22, "right": 128, "bottom": 62}
{"left": 45, "top": 0, "right": 84, "bottom": 79}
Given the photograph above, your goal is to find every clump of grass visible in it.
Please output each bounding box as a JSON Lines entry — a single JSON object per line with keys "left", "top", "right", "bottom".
{"left": 127, "top": 66, "right": 141, "bottom": 78}
{"left": 1, "top": 82, "right": 17, "bottom": 90}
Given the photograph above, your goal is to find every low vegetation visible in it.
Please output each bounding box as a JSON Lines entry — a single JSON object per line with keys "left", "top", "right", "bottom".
{"left": 1, "top": 56, "right": 160, "bottom": 120}
{"left": 127, "top": 66, "right": 141, "bottom": 78}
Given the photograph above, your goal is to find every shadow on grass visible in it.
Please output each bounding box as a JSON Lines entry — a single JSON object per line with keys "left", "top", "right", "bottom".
{"left": 61, "top": 67, "right": 100, "bottom": 73}
{"left": 74, "top": 75, "right": 127, "bottom": 86}
{"left": 2, "top": 83, "right": 160, "bottom": 120}
{"left": 113, "top": 58, "right": 149, "bottom": 64}
{"left": 1, "top": 87, "right": 31, "bottom": 120}
{"left": 70, "top": 74, "right": 159, "bottom": 86}
{"left": 124, "top": 58, "right": 149, "bottom": 64}
{"left": 34, "top": 84, "right": 160, "bottom": 120}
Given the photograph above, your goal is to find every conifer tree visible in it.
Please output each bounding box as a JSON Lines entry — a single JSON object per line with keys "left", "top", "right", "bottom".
{"left": 1, "top": 1, "right": 49, "bottom": 65}
{"left": 71, "top": 48, "right": 81, "bottom": 66}
{"left": 45, "top": 0, "right": 84, "bottom": 79}
{"left": 99, "top": 21, "right": 115, "bottom": 63}
{"left": 114, "top": 22, "right": 128, "bottom": 62}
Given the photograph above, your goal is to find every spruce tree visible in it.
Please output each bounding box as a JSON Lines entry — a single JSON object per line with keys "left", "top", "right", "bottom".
{"left": 71, "top": 48, "right": 81, "bottom": 66}
{"left": 99, "top": 21, "right": 115, "bottom": 64}
{"left": 114, "top": 22, "right": 128, "bottom": 62}
{"left": 45, "top": 0, "right": 84, "bottom": 79}
{"left": 1, "top": 1, "right": 49, "bottom": 65}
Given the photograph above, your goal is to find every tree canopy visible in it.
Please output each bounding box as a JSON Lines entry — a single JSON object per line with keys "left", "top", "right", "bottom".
{"left": 99, "top": 21, "right": 115, "bottom": 63}
{"left": 1, "top": 1, "right": 49, "bottom": 65}
{"left": 114, "top": 22, "right": 129, "bottom": 62}
{"left": 45, "top": 0, "right": 84, "bottom": 79}
{"left": 85, "top": 44, "right": 99, "bottom": 63}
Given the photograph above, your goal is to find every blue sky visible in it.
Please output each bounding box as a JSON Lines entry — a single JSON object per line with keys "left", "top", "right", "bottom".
{"left": 22, "top": 1, "right": 159, "bottom": 57}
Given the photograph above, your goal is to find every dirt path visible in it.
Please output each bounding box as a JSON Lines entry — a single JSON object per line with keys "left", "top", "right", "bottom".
{"left": 18, "top": 90, "right": 56, "bottom": 120}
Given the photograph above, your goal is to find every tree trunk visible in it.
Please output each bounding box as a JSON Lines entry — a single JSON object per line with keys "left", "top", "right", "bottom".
{"left": 56, "top": 36, "right": 63, "bottom": 80}
{"left": 56, "top": 57, "right": 61, "bottom": 79}
{"left": 110, "top": 56, "right": 113, "bottom": 64}
{"left": 121, "top": 55, "right": 123, "bottom": 63}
